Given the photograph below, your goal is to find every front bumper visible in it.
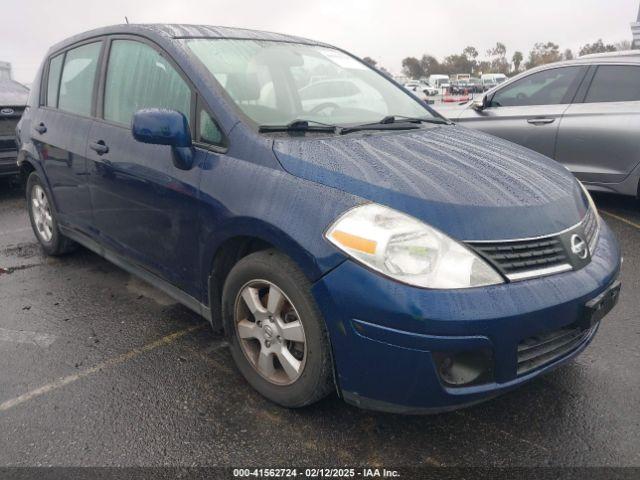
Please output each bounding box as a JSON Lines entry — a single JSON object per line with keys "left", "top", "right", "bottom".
{"left": 312, "top": 220, "right": 621, "bottom": 413}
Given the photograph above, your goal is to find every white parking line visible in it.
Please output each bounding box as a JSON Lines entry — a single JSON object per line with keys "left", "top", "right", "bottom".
{"left": 0, "top": 327, "right": 57, "bottom": 347}
{"left": 602, "top": 211, "right": 640, "bottom": 231}
{"left": 0, "top": 324, "right": 204, "bottom": 413}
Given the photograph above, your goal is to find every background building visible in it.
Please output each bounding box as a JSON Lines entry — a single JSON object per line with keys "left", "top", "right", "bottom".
{"left": 0, "top": 61, "right": 11, "bottom": 80}
{"left": 632, "top": 3, "right": 640, "bottom": 48}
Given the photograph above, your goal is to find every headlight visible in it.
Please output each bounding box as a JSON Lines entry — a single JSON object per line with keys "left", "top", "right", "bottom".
{"left": 579, "top": 181, "right": 600, "bottom": 252}
{"left": 579, "top": 181, "right": 598, "bottom": 217}
{"left": 325, "top": 203, "right": 504, "bottom": 289}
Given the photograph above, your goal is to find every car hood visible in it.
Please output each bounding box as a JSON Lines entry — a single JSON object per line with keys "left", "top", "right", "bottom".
{"left": 0, "top": 80, "right": 29, "bottom": 106}
{"left": 272, "top": 125, "right": 587, "bottom": 241}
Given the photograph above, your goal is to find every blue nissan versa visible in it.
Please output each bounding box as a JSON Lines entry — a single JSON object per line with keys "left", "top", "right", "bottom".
{"left": 17, "top": 24, "right": 621, "bottom": 413}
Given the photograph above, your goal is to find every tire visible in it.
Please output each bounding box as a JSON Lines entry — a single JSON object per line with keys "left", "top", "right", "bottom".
{"left": 26, "top": 172, "right": 77, "bottom": 256}
{"left": 222, "top": 249, "right": 334, "bottom": 408}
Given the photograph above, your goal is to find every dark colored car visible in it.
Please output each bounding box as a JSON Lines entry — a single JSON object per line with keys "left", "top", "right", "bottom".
{"left": 0, "top": 80, "right": 29, "bottom": 178}
{"left": 467, "top": 77, "right": 484, "bottom": 93}
{"left": 449, "top": 79, "right": 482, "bottom": 95}
{"left": 17, "top": 25, "right": 621, "bottom": 413}
{"left": 449, "top": 80, "right": 465, "bottom": 94}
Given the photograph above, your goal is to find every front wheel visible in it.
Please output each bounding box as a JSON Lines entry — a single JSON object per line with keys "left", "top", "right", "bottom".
{"left": 222, "top": 249, "right": 334, "bottom": 408}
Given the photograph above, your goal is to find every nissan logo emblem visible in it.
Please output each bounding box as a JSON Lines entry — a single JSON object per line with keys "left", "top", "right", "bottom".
{"left": 571, "top": 234, "right": 589, "bottom": 260}
{"left": 263, "top": 324, "right": 274, "bottom": 339}
{"left": 0, "top": 108, "right": 14, "bottom": 116}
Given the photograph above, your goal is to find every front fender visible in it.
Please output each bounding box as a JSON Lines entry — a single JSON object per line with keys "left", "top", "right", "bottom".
{"left": 203, "top": 216, "right": 338, "bottom": 284}
{"left": 197, "top": 151, "right": 362, "bottom": 302}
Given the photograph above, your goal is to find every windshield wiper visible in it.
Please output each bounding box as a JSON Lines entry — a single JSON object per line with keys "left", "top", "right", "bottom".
{"left": 259, "top": 119, "right": 340, "bottom": 134}
{"left": 338, "top": 115, "right": 451, "bottom": 135}
{"left": 259, "top": 116, "right": 452, "bottom": 136}
{"left": 379, "top": 115, "right": 453, "bottom": 125}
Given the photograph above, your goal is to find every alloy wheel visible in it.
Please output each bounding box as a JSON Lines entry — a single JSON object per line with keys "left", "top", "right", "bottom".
{"left": 234, "top": 280, "right": 307, "bottom": 386}
{"left": 31, "top": 185, "right": 53, "bottom": 243}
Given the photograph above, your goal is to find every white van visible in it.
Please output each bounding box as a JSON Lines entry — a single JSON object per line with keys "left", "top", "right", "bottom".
{"left": 480, "top": 73, "right": 507, "bottom": 90}
{"left": 428, "top": 74, "right": 450, "bottom": 89}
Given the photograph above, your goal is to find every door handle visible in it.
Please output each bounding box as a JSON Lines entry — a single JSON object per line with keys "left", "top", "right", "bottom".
{"left": 34, "top": 122, "right": 47, "bottom": 134}
{"left": 527, "top": 118, "right": 555, "bottom": 125}
{"left": 89, "top": 140, "right": 109, "bottom": 156}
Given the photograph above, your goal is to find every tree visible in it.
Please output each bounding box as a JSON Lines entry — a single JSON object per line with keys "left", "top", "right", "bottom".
{"left": 420, "top": 55, "right": 441, "bottom": 77}
{"left": 614, "top": 40, "right": 632, "bottom": 51}
{"left": 362, "top": 57, "right": 377, "bottom": 68}
{"left": 463, "top": 46, "right": 479, "bottom": 62}
{"left": 487, "top": 42, "right": 507, "bottom": 58}
{"left": 476, "top": 60, "right": 491, "bottom": 75}
{"left": 512, "top": 51, "right": 523, "bottom": 73}
{"left": 401, "top": 57, "right": 424, "bottom": 79}
{"left": 379, "top": 66, "right": 392, "bottom": 78}
{"left": 526, "top": 42, "right": 562, "bottom": 69}
{"left": 439, "top": 46, "right": 480, "bottom": 75}
{"left": 487, "top": 42, "right": 509, "bottom": 75}
{"left": 579, "top": 39, "right": 616, "bottom": 56}
{"left": 442, "top": 54, "right": 471, "bottom": 75}
{"left": 563, "top": 49, "right": 574, "bottom": 60}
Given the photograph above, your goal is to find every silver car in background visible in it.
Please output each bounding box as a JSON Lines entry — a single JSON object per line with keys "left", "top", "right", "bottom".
{"left": 434, "top": 51, "right": 640, "bottom": 197}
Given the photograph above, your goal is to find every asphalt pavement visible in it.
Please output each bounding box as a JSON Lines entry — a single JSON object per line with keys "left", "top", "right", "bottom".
{"left": 0, "top": 178, "right": 639, "bottom": 468}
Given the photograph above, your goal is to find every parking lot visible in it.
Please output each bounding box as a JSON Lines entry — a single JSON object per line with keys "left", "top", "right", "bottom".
{"left": 0, "top": 178, "right": 638, "bottom": 468}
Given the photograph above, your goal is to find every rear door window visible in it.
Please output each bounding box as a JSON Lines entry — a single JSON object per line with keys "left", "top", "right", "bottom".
{"left": 46, "top": 54, "right": 64, "bottom": 108}
{"left": 103, "top": 39, "right": 192, "bottom": 126}
{"left": 491, "top": 67, "right": 583, "bottom": 107}
{"left": 58, "top": 42, "right": 102, "bottom": 116}
{"left": 584, "top": 65, "right": 640, "bottom": 103}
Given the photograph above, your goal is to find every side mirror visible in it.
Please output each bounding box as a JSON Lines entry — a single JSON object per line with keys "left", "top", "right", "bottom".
{"left": 472, "top": 95, "right": 489, "bottom": 111}
{"left": 132, "top": 109, "right": 194, "bottom": 170}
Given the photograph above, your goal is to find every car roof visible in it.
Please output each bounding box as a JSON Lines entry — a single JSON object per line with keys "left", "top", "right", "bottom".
{"left": 47, "top": 23, "right": 332, "bottom": 55}
{"left": 487, "top": 50, "right": 640, "bottom": 94}
{"left": 529, "top": 51, "right": 640, "bottom": 71}
{"left": 579, "top": 50, "right": 640, "bottom": 60}
{"left": 0, "top": 79, "right": 29, "bottom": 106}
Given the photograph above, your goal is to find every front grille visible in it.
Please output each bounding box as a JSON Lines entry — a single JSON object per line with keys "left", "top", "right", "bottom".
{"left": 0, "top": 107, "right": 23, "bottom": 137}
{"left": 468, "top": 207, "right": 600, "bottom": 282}
{"left": 0, "top": 138, "right": 16, "bottom": 152}
{"left": 0, "top": 117, "right": 20, "bottom": 137}
{"left": 517, "top": 322, "right": 596, "bottom": 375}
{"left": 470, "top": 237, "right": 569, "bottom": 278}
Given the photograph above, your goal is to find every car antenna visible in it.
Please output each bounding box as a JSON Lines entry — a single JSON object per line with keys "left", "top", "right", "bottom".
{"left": 125, "top": 16, "right": 130, "bottom": 24}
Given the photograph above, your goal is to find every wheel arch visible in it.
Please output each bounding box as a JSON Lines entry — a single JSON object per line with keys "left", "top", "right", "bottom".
{"left": 204, "top": 218, "right": 333, "bottom": 330}
{"left": 18, "top": 157, "right": 37, "bottom": 186}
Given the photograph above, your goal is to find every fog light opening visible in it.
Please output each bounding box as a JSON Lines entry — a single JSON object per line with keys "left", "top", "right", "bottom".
{"left": 434, "top": 349, "right": 493, "bottom": 387}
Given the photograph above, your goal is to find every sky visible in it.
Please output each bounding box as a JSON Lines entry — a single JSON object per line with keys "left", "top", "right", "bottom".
{"left": 1, "top": 0, "right": 639, "bottom": 83}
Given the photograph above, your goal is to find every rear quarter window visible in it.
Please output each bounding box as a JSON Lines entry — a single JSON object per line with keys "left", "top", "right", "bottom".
{"left": 58, "top": 42, "right": 102, "bottom": 117}
{"left": 46, "top": 54, "right": 64, "bottom": 108}
{"left": 584, "top": 65, "right": 640, "bottom": 103}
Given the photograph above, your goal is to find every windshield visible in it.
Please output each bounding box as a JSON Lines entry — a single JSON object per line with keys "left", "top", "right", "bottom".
{"left": 182, "top": 39, "right": 434, "bottom": 127}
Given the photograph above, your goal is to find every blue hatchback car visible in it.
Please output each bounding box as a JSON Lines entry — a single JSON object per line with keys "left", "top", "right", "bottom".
{"left": 17, "top": 25, "right": 621, "bottom": 413}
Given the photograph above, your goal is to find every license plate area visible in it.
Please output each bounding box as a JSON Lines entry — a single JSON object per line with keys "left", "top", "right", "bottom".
{"left": 585, "top": 280, "right": 621, "bottom": 326}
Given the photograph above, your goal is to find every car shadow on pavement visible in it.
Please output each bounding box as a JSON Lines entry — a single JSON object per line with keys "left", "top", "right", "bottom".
{"left": 593, "top": 192, "right": 640, "bottom": 221}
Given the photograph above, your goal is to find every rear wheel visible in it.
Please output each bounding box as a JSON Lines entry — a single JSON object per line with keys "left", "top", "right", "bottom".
{"left": 222, "top": 249, "right": 334, "bottom": 407}
{"left": 26, "top": 172, "right": 76, "bottom": 256}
